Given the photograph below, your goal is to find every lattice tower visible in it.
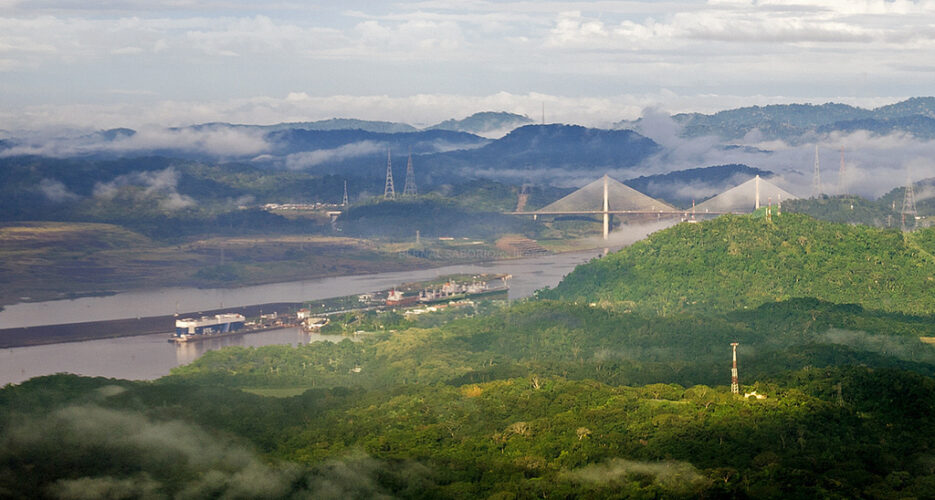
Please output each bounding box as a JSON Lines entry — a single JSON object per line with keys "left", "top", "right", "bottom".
{"left": 342, "top": 180, "right": 349, "bottom": 206}
{"left": 403, "top": 152, "right": 417, "bottom": 196}
{"left": 902, "top": 171, "right": 918, "bottom": 231}
{"left": 812, "top": 145, "right": 822, "bottom": 198}
{"left": 384, "top": 150, "right": 395, "bottom": 200}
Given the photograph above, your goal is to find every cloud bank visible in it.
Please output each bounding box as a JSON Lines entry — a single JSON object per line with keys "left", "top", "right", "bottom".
{"left": 0, "top": 403, "right": 430, "bottom": 499}
{"left": 0, "top": 1, "right": 931, "bottom": 131}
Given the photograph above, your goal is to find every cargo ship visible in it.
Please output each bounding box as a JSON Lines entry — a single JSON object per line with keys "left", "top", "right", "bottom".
{"left": 384, "top": 274, "right": 511, "bottom": 307}
{"left": 171, "top": 313, "right": 246, "bottom": 342}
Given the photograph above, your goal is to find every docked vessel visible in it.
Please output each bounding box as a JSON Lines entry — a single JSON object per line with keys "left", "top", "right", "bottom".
{"left": 171, "top": 313, "right": 246, "bottom": 342}
{"left": 415, "top": 276, "right": 510, "bottom": 304}
{"left": 301, "top": 316, "right": 329, "bottom": 332}
{"left": 386, "top": 289, "right": 419, "bottom": 306}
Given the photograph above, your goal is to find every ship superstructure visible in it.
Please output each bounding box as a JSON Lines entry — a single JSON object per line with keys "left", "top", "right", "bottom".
{"left": 174, "top": 313, "right": 246, "bottom": 340}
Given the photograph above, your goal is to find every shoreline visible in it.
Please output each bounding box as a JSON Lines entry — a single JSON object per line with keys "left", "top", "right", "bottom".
{"left": 0, "top": 237, "right": 631, "bottom": 348}
{"left": 0, "top": 239, "right": 608, "bottom": 310}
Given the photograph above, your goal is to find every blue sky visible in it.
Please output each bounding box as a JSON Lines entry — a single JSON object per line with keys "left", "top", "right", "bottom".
{"left": 1, "top": 0, "right": 934, "bottom": 129}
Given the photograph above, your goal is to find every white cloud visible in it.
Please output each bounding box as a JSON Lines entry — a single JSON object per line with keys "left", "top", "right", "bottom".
{"left": 0, "top": 90, "right": 908, "bottom": 133}
{"left": 0, "top": 1, "right": 931, "bottom": 135}
{"left": 627, "top": 114, "right": 935, "bottom": 199}
{"left": 38, "top": 178, "right": 80, "bottom": 202}
{"left": 93, "top": 167, "right": 196, "bottom": 210}
{"left": 284, "top": 141, "right": 384, "bottom": 170}
{"left": 0, "top": 126, "right": 270, "bottom": 158}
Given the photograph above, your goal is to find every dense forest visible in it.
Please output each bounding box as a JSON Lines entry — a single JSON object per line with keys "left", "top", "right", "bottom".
{"left": 542, "top": 213, "right": 935, "bottom": 315}
{"left": 5, "top": 213, "right": 935, "bottom": 498}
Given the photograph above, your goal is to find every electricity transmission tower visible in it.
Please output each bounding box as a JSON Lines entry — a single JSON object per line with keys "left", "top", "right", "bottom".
{"left": 384, "top": 150, "right": 395, "bottom": 200}
{"left": 902, "top": 171, "right": 918, "bottom": 231}
{"left": 403, "top": 152, "right": 417, "bottom": 196}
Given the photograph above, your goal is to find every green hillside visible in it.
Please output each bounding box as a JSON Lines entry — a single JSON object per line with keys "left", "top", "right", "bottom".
{"left": 10, "top": 197, "right": 935, "bottom": 498}
{"left": 541, "top": 213, "right": 935, "bottom": 315}
{"left": 9, "top": 299, "right": 935, "bottom": 498}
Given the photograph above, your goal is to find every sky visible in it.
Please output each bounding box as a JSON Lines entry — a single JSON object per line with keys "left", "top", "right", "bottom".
{"left": 2, "top": 0, "right": 935, "bottom": 130}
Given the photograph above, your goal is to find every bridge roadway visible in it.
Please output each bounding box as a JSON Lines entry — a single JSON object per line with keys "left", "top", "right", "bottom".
{"left": 505, "top": 210, "right": 730, "bottom": 216}
{"left": 504, "top": 209, "right": 733, "bottom": 240}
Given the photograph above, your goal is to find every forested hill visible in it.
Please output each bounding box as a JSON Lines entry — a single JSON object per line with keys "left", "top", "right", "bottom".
{"left": 542, "top": 213, "right": 935, "bottom": 315}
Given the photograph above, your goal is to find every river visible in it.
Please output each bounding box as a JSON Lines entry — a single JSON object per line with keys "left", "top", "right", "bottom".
{"left": 0, "top": 247, "right": 611, "bottom": 386}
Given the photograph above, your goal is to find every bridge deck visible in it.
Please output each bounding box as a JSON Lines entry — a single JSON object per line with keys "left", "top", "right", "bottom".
{"left": 506, "top": 210, "right": 732, "bottom": 216}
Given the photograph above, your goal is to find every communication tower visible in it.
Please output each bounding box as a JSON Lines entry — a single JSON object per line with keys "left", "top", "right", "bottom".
{"left": 902, "top": 171, "right": 918, "bottom": 231}
{"left": 812, "top": 145, "right": 822, "bottom": 198}
{"left": 342, "top": 180, "right": 349, "bottom": 206}
{"left": 403, "top": 152, "right": 417, "bottom": 196}
{"left": 384, "top": 150, "right": 395, "bottom": 200}
{"left": 730, "top": 342, "right": 740, "bottom": 395}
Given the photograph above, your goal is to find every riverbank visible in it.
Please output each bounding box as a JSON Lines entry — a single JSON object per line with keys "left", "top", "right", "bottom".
{"left": 0, "top": 222, "right": 608, "bottom": 309}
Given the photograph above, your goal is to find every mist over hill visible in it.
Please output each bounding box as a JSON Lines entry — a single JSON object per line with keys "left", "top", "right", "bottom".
{"left": 425, "top": 111, "right": 533, "bottom": 137}
{"left": 4, "top": 98, "right": 935, "bottom": 198}
{"left": 618, "top": 97, "right": 935, "bottom": 143}
{"left": 624, "top": 164, "right": 773, "bottom": 208}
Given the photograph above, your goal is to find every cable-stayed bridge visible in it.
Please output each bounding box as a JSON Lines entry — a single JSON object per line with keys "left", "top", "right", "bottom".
{"left": 508, "top": 174, "right": 798, "bottom": 240}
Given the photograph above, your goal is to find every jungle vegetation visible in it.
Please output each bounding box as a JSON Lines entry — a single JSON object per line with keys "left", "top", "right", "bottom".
{"left": 5, "top": 213, "right": 935, "bottom": 498}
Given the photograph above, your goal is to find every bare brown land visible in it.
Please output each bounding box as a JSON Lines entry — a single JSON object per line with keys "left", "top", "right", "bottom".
{"left": 0, "top": 222, "right": 602, "bottom": 310}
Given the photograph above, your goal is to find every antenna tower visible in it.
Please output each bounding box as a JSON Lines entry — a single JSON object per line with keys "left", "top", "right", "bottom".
{"left": 901, "top": 171, "right": 918, "bottom": 231}
{"left": 838, "top": 147, "right": 846, "bottom": 195}
{"left": 403, "top": 152, "right": 417, "bottom": 196}
{"left": 342, "top": 180, "right": 349, "bottom": 206}
{"left": 812, "top": 145, "right": 822, "bottom": 198}
{"left": 730, "top": 342, "right": 740, "bottom": 395}
{"left": 384, "top": 150, "right": 395, "bottom": 200}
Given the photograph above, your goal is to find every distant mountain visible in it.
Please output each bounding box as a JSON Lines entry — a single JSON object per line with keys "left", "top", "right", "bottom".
{"left": 816, "top": 115, "right": 935, "bottom": 139}
{"left": 873, "top": 97, "right": 935, "bottom": 119}
{"left": 624, "top": 164, "right": 774, "bottom": 208}
{"left": 188, "top": 119, "right": 419, "bottom": 134}
{"left": 426, "top": 112, "right": 533, "bottom": 136}
{"left": 0, "top": 121, "right": 659, "bottom": 187}
{"left": 421, "top": 125, "right": 659, "bottom": 181}
{"left": 617, "top": 97, "right": 935, "bottom": 142}
{"left": 264, "top": 128, "right": 488, "bottom": 158}
{"left": 676, "top": 102, "right": 869, "bottom": 140}
{"left": 264, "top": 124, "right": 662, "bottom": 185}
